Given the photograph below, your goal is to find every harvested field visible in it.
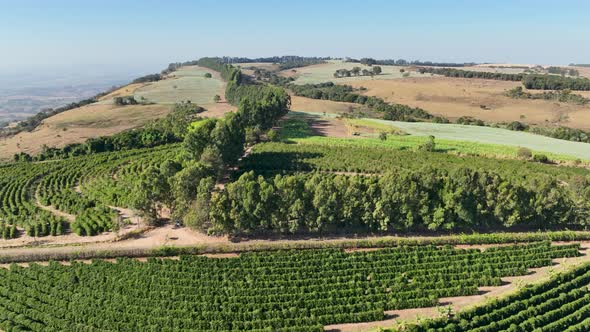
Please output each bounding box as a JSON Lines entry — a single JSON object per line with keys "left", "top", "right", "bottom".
{"left": 348, "top": 77, "right": 590, "bottom": 129}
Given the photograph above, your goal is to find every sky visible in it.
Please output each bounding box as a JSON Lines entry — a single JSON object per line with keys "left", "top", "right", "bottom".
{"left": 1, "top": 0, "right": 589, "bottom": 74}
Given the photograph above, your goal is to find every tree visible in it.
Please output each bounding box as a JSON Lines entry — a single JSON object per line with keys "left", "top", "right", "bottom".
{"left": 183, "top": 118, "right": 217, "bottom": 160}
{"left": 351, "top": 67, "right": 362, "bottom": 76}
{"left": 130, "top": 167, "right": 170, "bottom": 225}
{"left": 372, "top": 66, "right": 382, "bottom": 75}
{"left": 379, "top": 132, "right": 388, "bottom": 141}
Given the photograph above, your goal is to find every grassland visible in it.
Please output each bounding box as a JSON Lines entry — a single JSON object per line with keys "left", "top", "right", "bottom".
{"left": 283, "top": 60, "right": 422, "bottom": 85}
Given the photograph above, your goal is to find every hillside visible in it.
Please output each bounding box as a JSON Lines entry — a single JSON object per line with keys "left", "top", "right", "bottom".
{"left": 0, "top": 65, "right": 234, "bottom": 160}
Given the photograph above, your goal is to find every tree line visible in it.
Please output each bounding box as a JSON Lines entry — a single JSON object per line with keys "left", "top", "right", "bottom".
{"left": 523, "top": 74, "right": 590, "bottom": 90}
{"left": 333, "top": 66, "right": 382, "bottom": 78}
{"left": 346, "top": 58, "right": 476, "bottom": 67}
{"left": 418, "top": 67, "right": 590, "bottom": 91}
{"left": 417, "top": 67, "right": 525, "bottom": 81}
{"left": 205, "top": 168, "right": 582, "bottom": 235}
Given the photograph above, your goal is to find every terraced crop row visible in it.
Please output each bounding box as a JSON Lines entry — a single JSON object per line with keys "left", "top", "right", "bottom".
{"left": 0, "top": 242, "right": 580, "bottom": 331}
{"left": 407, "top": 260, "right": 590, "bottom": 332}
{"left": 0, "top": 145, "right": 181, "bottom": 238}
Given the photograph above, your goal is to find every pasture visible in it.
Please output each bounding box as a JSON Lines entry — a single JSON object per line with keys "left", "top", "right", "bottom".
{"left": 284, "top": 60, "right": 422, "bottom": 85}
{"left": 133, "top": 65, "right": 225, "bottom": 105}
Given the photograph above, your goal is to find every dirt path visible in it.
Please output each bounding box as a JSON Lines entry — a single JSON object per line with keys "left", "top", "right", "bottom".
{"left": 324, "top": 241, "right": 590, "bottom": 332}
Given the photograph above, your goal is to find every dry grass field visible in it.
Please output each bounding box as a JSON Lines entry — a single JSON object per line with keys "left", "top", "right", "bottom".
{"left": 348, "top": 76, "right": 590, "bottom": 129}
{"left": 0, "top": 103, "right": 171, "bottom": 160}
{"left": 283, "top": 60, "right": 421, "bottom": 84}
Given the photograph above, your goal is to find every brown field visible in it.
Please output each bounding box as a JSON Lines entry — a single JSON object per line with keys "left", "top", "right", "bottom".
{"left": 348, "top": 76, "right": 590, "bottom": 129}
{"left": 0, "top": 103, "right": 171, "bottom": 160}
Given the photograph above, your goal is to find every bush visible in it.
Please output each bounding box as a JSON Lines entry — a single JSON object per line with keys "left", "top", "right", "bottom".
{"left": 418, "top": 135, "right": 435, "bottom": 152}
{"left": 204, "top": 73, "right": 212, "bottom": 78}
{"left": 379, "top": 132, "right": 388, "bottom": 141}
{"left": 507, "top": 121, "right": 529, "bottom": 131}
{"left": 267, "top": 129, "right": 279, "bottom": 142}
{"left": 517, "top": 147, "right": 532, "bottom": 159}
{"left": 533, "top": 154, "right": 550, "bottom": 163}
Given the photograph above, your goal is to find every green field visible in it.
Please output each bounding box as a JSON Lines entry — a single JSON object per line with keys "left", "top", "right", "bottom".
{"left": 286, "top": 60, "right": 424, "bottom": 85}
{"left": 134, "top": 66, "right": 224, "bottom": 105}
{"left": 368, "top": 119, "right": 590, "bottom": 161}
{"left": 0, "top": 242, "right": 580, "bottom": 331}
{"left": 285, "top": 112, "right": 589, "bottom": 161}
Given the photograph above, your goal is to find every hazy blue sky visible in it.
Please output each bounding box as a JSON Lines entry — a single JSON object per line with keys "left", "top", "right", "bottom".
{"left": 1, "top": 0, "right": 589, "bottom": 72}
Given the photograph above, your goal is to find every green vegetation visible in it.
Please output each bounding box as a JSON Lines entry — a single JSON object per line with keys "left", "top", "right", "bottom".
{"left": 397, "top": 261, "right": 590, "bottom": 332}
{"left": 506, "top": 87, "right": 589, "bottom": 104}
{"left": 0, "top": 242, "right": 580, "bottom": 331}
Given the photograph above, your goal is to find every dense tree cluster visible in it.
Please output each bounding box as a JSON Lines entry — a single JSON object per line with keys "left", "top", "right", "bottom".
{"left": 113, "top": 95, "right": 138, "bottom": 106}
{"left": 523, "top": 74, "right": 590, "bottom": 91}
{"left": 546, "top": 66, "right": 579, "bottom": 76}
{"left": 209, "top": 168, "right": 583, "bottom": 235}
{"left": 346, "top": 58, "right": 476, "bottom": 67}
{"left": 417, "top": 67, "right": 525, "bottom": 81}
{"left": 131, "top": 73, "right": 162, "bottom": 84}
{"left": 289, "top": 82, "right": 434, "bottom": 121}
{"left": 333, "top": 66, "right": 382, "bottom": 78}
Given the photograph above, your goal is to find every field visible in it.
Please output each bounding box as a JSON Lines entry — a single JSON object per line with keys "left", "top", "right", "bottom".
{"left": 134, "top": 65, "right": 226, "bottom": 106}
{"left": 395, "top": 260, "right": 590, "bottom": 332}
{"left": 0, "top": 242, "right": 582, "bottom": 331}
{"left": 370, "top": 119, "right": 590, "bottom": 160}
{"left": 345, "top": 77, "right": 590, "bottom": 129}
{"left": 283, "top": 60, "right": 422, "bottom": 85}
{"left": 284, "top": 110, "right": 590, "bottom": 162}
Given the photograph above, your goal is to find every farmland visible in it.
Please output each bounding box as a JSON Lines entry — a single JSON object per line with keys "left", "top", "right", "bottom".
{"left": 393, "top": 260, "right": 590, "bottom": 332}
{"left": 0, "top": 242, "right": 582, "bottom": 331}
{"left": 3, "top": 56, "right": 590, "bottom": 332}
